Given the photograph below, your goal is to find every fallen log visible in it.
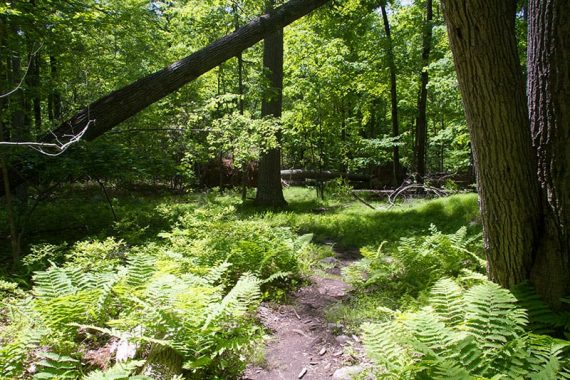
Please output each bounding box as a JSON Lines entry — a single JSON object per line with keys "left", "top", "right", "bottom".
{"left": 280, "top": 169, "right": 370, "bottom": 182}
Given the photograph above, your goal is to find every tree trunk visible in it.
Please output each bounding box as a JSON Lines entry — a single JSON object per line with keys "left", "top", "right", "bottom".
{"left": 380, "top": 2, "right": 402, "bottom": 186}
{"left": 527, "top": 0, "right": 570, "bottom": 307}
{"left": 414, "top": 0, "right": 432, "bottom": 184}
{"left": 441, "top": 1, "right": 542, "bottom": 287}
{"left": 255, "top": 1, "right": 287, "bottom": 208}
{"left": 1, "top": 0, "right": 330, "bottom": 194}
{"left": 31, "top": 54, "right": 41, "bottom": 133}
{"left": 48, "top": 55, "right": 62, "bottom": 123}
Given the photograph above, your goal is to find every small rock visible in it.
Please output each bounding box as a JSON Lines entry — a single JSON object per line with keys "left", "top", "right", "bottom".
{"left": 335, "top": 335, "right": 350, "bottom": 345}
{"left": 319, "top": 257, "right": 339, "bottom": 265}
{"left": 332, "top": 365, "right": 365, "bottom": 380}
{"left": 351, "top": 334, "right": 360, "bottom": 342}
{"left": 319, "top": 347, "right": 327, "bottom": 356}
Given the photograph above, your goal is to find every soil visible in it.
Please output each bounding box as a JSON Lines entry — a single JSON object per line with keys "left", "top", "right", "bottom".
{"left": 242, "top": 246, "right": 366, "bottom": 380}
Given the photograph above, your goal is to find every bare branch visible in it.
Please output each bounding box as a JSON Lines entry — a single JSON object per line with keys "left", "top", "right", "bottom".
{"left": 0, "top": 119, "right": 94, "bottom": 156}
{"left": 0, "top": 44, "right": 43, "bottom": 99}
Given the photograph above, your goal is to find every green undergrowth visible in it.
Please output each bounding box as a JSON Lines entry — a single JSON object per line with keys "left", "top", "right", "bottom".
{"left": 10, "top": 188, "right": 540, "bottom": 379}
{"left": 362, "top": 277, "right": 570, "bottom": 379}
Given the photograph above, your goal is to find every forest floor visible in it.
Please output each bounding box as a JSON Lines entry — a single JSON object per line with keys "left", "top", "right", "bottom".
{"left": 243, "top": 244, "right": 369, "bottom": 380}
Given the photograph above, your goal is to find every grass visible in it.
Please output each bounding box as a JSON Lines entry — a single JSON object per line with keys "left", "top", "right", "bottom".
{"left": 0, "top": 184, "right": 483, "bottom": 378}
{"left": 1, "top": 185, "right": 480, "bottom": 275}
{"left": 271, "top": 191, "right": 480, "bottom": 249}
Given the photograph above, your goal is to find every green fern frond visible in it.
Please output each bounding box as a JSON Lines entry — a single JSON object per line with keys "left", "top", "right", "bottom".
{"left": 83, "top": 360, "right": 150, "bottom": 380}
{"left": 261, "top": 271, "right": 291, "bottom": 285}
{"left": 526, "top": 334, "right": 570, "bottom": 378}
{"left": 362, "top": 320, "right": 414, "bottom": 374}
{"left": 512, "top": 283, "right": 570, "bottom": 334}
{"left": 33, "top": 352, "right": 80, "bottom": 379}
{"left": 464, "top": 282, "right": 527, "bottom": 353}
{"left": 125, "top": 255, "right": 157, "bottom": 287}
{"left": 94, "top": 272, "right": 120, "bottom": 315}
{"left": 459, "top": 269, "right": 489, "bottom": 283}
{"left": 33, "top": 266, "right": 76, "bottom": 300}
{"left": 430, "top": 278, "right": 465, "bottom": 326}
{"left": 405, "top": 308, "right": 454, "bottom": 356}
{"left": 203, "top": 261, "right": 232, "bottom": 285}
{"left": 0, "top": 327, "right": 45, "bottom": 378}
{"left": 432, "top": 359, "right": 472, "bottom": 380}
{"left": 447, "top": 332, "right": 482, "bottom": 372}
{"left": 203, "top": 273, "right": 261, "bottom": 328}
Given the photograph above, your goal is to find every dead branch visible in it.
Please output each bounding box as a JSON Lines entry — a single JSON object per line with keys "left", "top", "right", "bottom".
{"left": 0, "top": 44, "right": 43, "bottom": 99}
{"left": 0, "top": 119, "right": 94, "bottom": 156}
{"left": 388, "top": 183, "right": 449, "bottom": 207}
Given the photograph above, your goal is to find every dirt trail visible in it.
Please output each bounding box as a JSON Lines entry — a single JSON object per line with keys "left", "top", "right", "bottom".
{"left": 243, "top": 248, "right": 365, "bottom": 380}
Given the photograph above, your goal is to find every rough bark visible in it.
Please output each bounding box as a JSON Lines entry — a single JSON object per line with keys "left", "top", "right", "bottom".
{"left": 1, "top": 0, "right": 329, "bottom": 194}
{"left": 527, "top": 0, "right": 570, "bottom": 307}
{"left": 414, "top": 0, "right": 432, "bottom": 184}
{"left": 255, "top": 0, "right": 287, "bottom": 208}
{"left": 380, "top": 2, "right": 402, "bottom": 186}
{"left": 441, "top": 1, "right": 542, "bottom": 287}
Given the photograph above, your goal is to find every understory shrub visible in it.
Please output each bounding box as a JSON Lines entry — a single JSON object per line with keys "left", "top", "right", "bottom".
{"left": 0, "top": 257, "right": 262, "bottom": 379}
{"left": 0, "top": 200, "right": 309, "bottom": 379}
{"left": 362, "top": 277, "right": 570, "bottom": 379}
{"left": 159, "top": 205, "right": 303, "bottom": 296}
{"left": 343, "top": 224, "right": 484, "bottom": 295}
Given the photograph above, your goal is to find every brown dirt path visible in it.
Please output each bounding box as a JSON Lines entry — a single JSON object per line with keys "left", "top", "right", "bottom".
{"left": 242, "top": 250, "right": 366, "bottom": 380}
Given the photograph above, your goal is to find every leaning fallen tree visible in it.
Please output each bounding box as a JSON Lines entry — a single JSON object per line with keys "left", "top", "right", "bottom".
{"left": 2, "top": 0, "right": 330, "bottom": 193}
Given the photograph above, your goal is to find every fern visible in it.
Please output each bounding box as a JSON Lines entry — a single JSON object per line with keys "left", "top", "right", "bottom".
{"left": 464, "top": 282, "right": 527, "bottom": 352}
{"left": 363, "top": 277, "right": 570, "bottom": 379}
{"left": 362, "top": 319, "right": 415, "bottom": 377}
{"left": 125, "top": 255, "right": 156, "bottom": 287}
{"left": 345, "top": 225, "right": 485, "bottom": 294}
{"left": 512, "top": 283, "right": 570, "bottom": 335}
{"left": 430, "top": 278, "right": 465, "bottom": 326}
{"left": 203, "top": 273, "right": 261, "bottom": 328}
{"left": 33, "top": 352, "right": 81, "bottom": 379}
{"left": 33, "top": 266, "right": 77, "bottom": 300}
{"left": 83, "top": 360, "right": 150, "bottom": 380}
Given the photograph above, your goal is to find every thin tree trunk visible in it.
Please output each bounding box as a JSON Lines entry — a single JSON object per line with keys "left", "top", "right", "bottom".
{"left": 233, "top": 1, "right": 249, "bottom": 202}
{"left": 441, "top": 0, "right": 542, "bottom": 287}
{"left": 414, "top": 0, "right": 432, "bottom": 184}
{"left": 32, "top": 54, "right": 41, "bottom": 133}
{"left": 255, "top": 0, "right": 287, "bottom": 207}
{"left": 527, "top": 0, "right": 570, "bottom": 307}
{"left": 380, "top": 2, "right": 401, "bottom": 185}
{"left": 48, "top": 55, "right": 62, "bottom": 123}
{"left": 0, "top": 125, "right": 20, "bottom": 263}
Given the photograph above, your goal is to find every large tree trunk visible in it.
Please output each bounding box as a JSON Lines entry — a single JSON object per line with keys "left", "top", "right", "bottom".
{"left": 527, "top": 0, "right": 570, "bottom": 307}
{"left": 441, "top": 2, "right": 542, "bottom": 288}
{"left": 255, "top": 0, "right": 287, "bottom": 208}
{"left": 413, "top": 0, "right": 432, "bottom": 184}
{"left": 380, "top": 2, "right": 402, "bottom": 186}
{"left": 1, "top": 0, "right": 329, "bottom": 194}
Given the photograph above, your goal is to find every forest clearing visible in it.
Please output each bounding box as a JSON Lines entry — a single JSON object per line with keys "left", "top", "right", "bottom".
{"left": 1, "top": 0, "right": 569, "bottom": 378}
